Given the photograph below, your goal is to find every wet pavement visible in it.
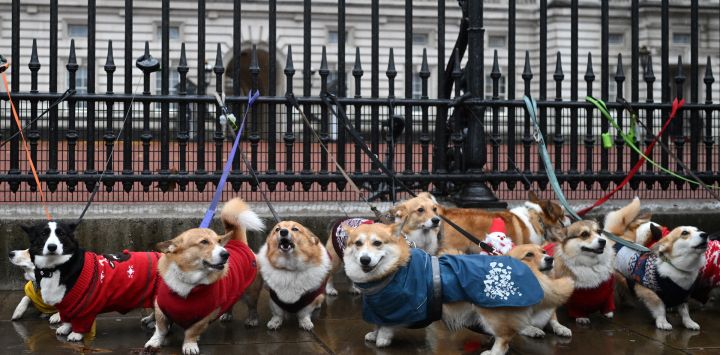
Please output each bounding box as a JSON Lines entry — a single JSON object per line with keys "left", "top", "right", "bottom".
{"left": 2, "top": 276, "right": 720, "bottom": 354}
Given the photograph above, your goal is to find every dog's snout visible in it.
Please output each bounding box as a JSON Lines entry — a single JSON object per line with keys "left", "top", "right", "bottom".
{"left": 545, "top": 256, "right": 554, "bottom": 265}
{"left": 360, "top": 256, "right": 371, "bottom": 266}
{"left": 700, "top": 232, "right": 709, "bottom": 240}
{"left": 431, "top": 217, "right": 440, "bottom": 225}
{"left": 597, "top": 238, "right": 607, "bottom": 247}
{"left": 219, "top": 249, "right": 230, "bottom": 261}
{"left": 8, "top": 251, "right": 15, "bottom": 258}
{"left": 47, "top": 243, "right": 57, "bottom": 252}
{"left": 279, "top": 228, "right": 289, "bottom": 237}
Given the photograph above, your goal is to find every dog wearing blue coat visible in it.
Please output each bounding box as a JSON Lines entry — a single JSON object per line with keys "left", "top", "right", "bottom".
{"left": 343, "top": 222, "right": 543, "bottom": 355}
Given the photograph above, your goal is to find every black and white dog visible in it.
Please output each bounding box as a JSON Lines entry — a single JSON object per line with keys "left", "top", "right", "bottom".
{"left": 22, "top": 221, "right": 159, "bottom": 341}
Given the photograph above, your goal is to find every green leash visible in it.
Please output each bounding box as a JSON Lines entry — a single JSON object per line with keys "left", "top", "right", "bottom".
{"left": 523, "top": 96, "right": 650, "bottom": 252}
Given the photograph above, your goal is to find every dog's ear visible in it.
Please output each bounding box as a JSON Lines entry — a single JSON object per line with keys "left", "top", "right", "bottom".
{"left": 156, "top": 239, "right": 177, "bottom": 253}
{"left": 218, "top": 232, "right": 232, "bottom": 246}
{"left": 388, "top": 222, "right": 404, "bottom": 238}
{"left": 388, "top": 204, "right": 408, "bottom": 223}
{"left": 529, "top": 191, "right": 540, "bottom": 204}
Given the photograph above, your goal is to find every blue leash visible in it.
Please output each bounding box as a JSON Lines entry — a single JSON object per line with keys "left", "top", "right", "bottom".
{"left": 523, "top": 95, "right": 649, "bottom": 252}
{"left": 199, "top": 90, "right": 260, "bottom": 229}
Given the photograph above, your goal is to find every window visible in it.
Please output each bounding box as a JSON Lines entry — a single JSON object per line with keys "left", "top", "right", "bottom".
{"left": 485, "top": 73, "right": 506, "bottom": 99}
{"left": 68, "top": 24, "right": 88, "bottom": 38}
{"left": 673, "top": 33, "right": 690, "bottom": 44}
{"left": 412, "top": 72, "right": 423, "bottom": 99}
{"left": 608, "top": 33, "right": 624, "bottom": 45}
{"left": 328, "top": 30, "right": 349, "bottom": 44}
{"left": 488, "top": 35, "right": 506, "bottom": 48}
{"left": 157, "top": 25, "right": 180, "bottom": 40}
{"left": 413, "top": 33, "right": 429, "bottom": 46}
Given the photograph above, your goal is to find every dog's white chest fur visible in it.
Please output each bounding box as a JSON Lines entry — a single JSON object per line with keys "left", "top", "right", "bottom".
{"left": 40, "top": 272, "right": 66, "bottom": 306}
{"left": 558, "top": 250, "right": 614, "bottom": 289}
{"left": 257, "top": 245, "right": 330, "bottom": 304}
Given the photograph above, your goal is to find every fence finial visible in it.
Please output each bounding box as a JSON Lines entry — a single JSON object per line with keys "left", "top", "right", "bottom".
{"left": 67, "top": 40, "right": 78, "bottom": 72}
{"left": 644, "top": 54, "right": 655, "bottom": 81}
{"left": 386, "top": 48, "right": 396, "bottom": 78}
{"left": 522, "top": 50, "right": 532, "bottom": 80}
{"left": 554, "top": 51, "right": 564, "bottom": 81}
{"left": 615, "top": 53, "right": 625, "bottom": 81}
{"left": 178, "top": 43, "right": 188, "bottom": 74}
{"left": 285, "top": 45, "right": 295, "bottom": 75}
{"left": 29, "top": 39, "right": 40, "bottom": 71}
{"left": 213, "top": 43, "right": 224, "bottom": 75}
{"left": 585, "top": 52, "right": 595, "bottom": 81}
{"left": 704, "top": 56, "right": 714, "bottom": 85}
{"left": 352, "top": 47, "right": 363, "bottom": 76}
{"left": 105, "top": 41, "right": 116, "bottom": 73}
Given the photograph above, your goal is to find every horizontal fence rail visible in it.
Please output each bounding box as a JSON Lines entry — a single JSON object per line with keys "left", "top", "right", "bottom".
{"left": 1, "top": 0, "right": 720, "bottom": 206}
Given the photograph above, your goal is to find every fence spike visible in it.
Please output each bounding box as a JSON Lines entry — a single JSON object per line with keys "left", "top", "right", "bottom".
{"left": 675, "top": 55, "right": 685, "bottom": 82}
{"left": 522, "top": 51, "right": 533, "bottom": 81}
{"left": 320, "top": 45, "right": 329, "bottom": 75}
{"left": 29, "top": 39, "right": 40, "bottom": 71}
{"left": 420, "top": 48, "right": 430, "bottom": 78}
{"left": 214, "top": 43, "right": 224, "bottom": 75}
{"left": 67, "top": 39, "right": 78, "bottom": 71}
{"left": 105, "top": 40, "right": 116, "bottom": 73}
{"left": 704, "top": 56, "right": 714, "bottom": 84}
{"left": 585, "top": 52, "right": 595, "bottom": 81}
{"left": 554, "top": 51, "right": 564, "bottom": 81}
{"left": 386, "top": 48, "right": 396, "bottom": 78}
{"left": 615, "top": 53, "right": 625, "bottom": 81}
{"left": 491, "top": 50, "right": 501, "bottom": 78}
{"left": 178, "top": 43, "right": 188, "bottom": 73}
{"left": 285, "top": 45, "right": 295, "bottom": 75}
{"left": 250, "top": 44, "right": 259, "bottom": 74}
{"left": 352, "top": 47, "right": 363, "bottom": 77}
{"left": 644, "top": 54, "right": 655, "bottom": 81}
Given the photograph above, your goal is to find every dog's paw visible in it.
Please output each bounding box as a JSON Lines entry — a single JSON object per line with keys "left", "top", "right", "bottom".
{"left": 325, "top": 286, "right": 339, "bottom": 296}
{"left": 299, "top": 318, "right": 314, "bottom": 331}
{"left": 56, "top": 323, "right": 72, "bottom": 336}
{"left": 364, "top": 331, "right": 377, "bottom": 343}
{"left": 552, "top": 323, "right": 573, "bottom": 337}
{"left": 144, "top": 335, "right": 164, "bottom": 349}
{"left": 266, "top": 316, "right": 283, "bottom": 330}
{"left": 683, "top": 319, "right": 700, "bottom": 331}
{"left": 604, "top": 312, "right": 614, "bottom": 319}
{"left": 244, "top": 315, "right": 259, "bottom": 327}
{"left": 656, "top": 318, "right": 673, "bottom": 331}
{"left": 349, "top": 285, "right": 362, "bottom": 295}
{"left": 182, "top": 342, "right": 200, "bottom": 355}
{"left": 520, "top": 326, "right": 545, "bottom": 338}
{"left": 49, "top": 313, "right": 62, "bottom": 325}
{"left": 219, "top": 312, "right": 233, "bottom": 322}
{"left": 11, "top": 308, "right": 24, "bottom": 321}
{"left": 67, "top": 332, "right": 83, "bottom": 342}
{"left": 575, "top": 318, "right": 591, "bottom": 325}
{"left": 375, "top": 336, "right": 392, "bottom": 348}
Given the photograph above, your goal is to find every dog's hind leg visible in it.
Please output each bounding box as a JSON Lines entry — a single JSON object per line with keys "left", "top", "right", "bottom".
{"left": 634, "top": 284, "right": 671, "bottom": 330}
{"left": 549, "top": 312, "right": 572, "bottom": 337}
{"left": 477, "top": 308, "right": 523, "bottom": 355}
{"left": 11, "top": 296, "right": 31, "bottom": 320}
{"left": 242, "top": 275, "right": 263, "bottom": 327}
{"left": 677, "top": 303, "right": 700, "bottom": 330}
{"left": 145, "top": 301, "right": 171, "bottom": 351}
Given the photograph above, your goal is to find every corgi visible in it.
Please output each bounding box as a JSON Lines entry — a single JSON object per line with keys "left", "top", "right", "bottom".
{"left": 8, "top": 249, "right": 60, "bottom": 324}
{"left": 508, "top": 244, "right": 574, "bottom": 338}
{"left": 546, "top": 220, "right": 615, "bottom": 325}
{"left": 325, "top": 192, "right": 441, "bottom": 295}
{"left": 614, "top": 226, "right": 708, "bottom": 330}
{"left": 439, "top": 192, "right": 568, "bottom": 254}
{"left": 145, "top": 198, "right": 264, "bottom": 355}
{"left": 258, "top": 221, "right": 331, "bottom": 330}
{"left": 344, "top": 222, "right": 543, "bottom": 355}
{"left": 21, "top": 221, "right": 160, "bottom": 342}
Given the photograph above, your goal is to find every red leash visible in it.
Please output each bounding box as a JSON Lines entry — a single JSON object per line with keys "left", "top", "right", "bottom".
{"left": 577, "top": 98, "right": 685, "bottom": 217}
{"left": 2, "top": 62, "right": 53, "bottom": 220}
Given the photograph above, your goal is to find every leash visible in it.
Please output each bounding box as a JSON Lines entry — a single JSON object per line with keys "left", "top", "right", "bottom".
{"left": 577, "top": 98, "right": 684, "bottom": 216}
{"left": 0, "top": 89, "right": 75, "bottom": 149}
{"left": 76, "top": 78, "right": 143, "bottom": 224}
{"left": 199, "top": 90, "right": 260, "bottom": 229}
{"left": 2, "top": 62, "right": 52, "bottom": 221}
{"left": 523, "top": 95, "right": 649, "bottom": 252}
{"left": 317, "top": 93, "right": 499, "bottom": 255}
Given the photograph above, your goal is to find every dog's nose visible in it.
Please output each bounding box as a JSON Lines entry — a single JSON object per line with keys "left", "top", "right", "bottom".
{"left": 219, "top": 250, "right": 230, "bottom": 261}
{"left": 279, "top": 228, "right": 289, "bottom": 237}
{"left": 597, "top": 238, "right": 606, "bottom": 247}
{"left": 360, "top": 256, "right": 371, "bottom": 266}
{"left": 546, "top": 256, "right": 554, "bottom": 265}
{"left": 8, "top": 251, "right": 15, "bottom": 258}
{"left": 700, "top": 232, "right": 709, "bottom": 240}
{"left": 47, "top": 244, "right": 57, "bottom": 252}
{"left": 431, "top": 217, "right": 440, "bottom": 225}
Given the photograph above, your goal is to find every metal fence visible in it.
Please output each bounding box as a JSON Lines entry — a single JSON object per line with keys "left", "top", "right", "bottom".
{"left": 1, "top": 0, "right": 720, "bottom": 207}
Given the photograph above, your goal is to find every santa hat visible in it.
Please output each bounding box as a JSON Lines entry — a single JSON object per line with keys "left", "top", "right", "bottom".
{"left": 482, "top": 217, "right": 515, "bottom": 255}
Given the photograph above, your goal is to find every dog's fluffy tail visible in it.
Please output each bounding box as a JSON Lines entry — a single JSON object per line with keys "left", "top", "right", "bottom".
{"left": 537, "top": 274, "right": 575, "bottom": 308}
{"left": 603, "top": 197, "right": 641, "bottom": 236}
{"left": 221, "top": 198, "right": 265, "bottom": 243}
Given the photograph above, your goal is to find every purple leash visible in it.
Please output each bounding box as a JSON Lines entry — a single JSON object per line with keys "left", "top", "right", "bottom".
{"left": 199, "top": 90, "right": 260, "bottom": 228}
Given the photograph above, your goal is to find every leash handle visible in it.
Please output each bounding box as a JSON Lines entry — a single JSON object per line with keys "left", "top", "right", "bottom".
{"left": 199, "top": 90, "right": 260, "bottom": 229}
{"left": 2, "top": 63, "right": 52, "bottom": 221}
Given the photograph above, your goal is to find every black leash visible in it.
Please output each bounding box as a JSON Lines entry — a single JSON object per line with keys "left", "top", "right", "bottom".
{"left": 0, "top": 89, "right": 75, "bottom": 149}
{"left": 316, "top": 93, "right": 497, "bottom": 254}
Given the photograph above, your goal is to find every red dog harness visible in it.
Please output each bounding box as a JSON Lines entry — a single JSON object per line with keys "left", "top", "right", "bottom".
{"left": 57, "top": 250, "right": 160, "bottom": 334}
{"left": 544, "top": 243, "right": 615, "bottom": 318}
{"left": 156, "top": 240, "right": 256, "bottom": 329}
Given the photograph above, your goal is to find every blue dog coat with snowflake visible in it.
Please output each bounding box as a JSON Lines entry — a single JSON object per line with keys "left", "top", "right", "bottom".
{"left": 355, "top": 248, "right": 543, "bottom": 327}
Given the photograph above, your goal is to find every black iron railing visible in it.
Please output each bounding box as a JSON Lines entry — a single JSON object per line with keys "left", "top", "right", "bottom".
{"left": 1, "top": 0, "right": 720, "bottom": 206}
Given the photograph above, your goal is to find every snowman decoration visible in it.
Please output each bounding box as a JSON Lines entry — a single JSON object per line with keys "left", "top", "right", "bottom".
{"left": 480, "top": 217, "right": 515, "bottom": 255}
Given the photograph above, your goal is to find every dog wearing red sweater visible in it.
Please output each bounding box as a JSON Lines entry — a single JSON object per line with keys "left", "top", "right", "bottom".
{"left": 545, "top": 220, "right": 615, "bottom": 325}
{"left": 144, "top": 198, "right": 264, "bottom": 355}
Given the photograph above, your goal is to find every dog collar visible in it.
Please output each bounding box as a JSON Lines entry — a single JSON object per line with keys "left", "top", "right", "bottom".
{"left": 354, "top": 270, "right": 398, "bottom": 296}
{"left": 37, "top": 268, "right": 55, "bottom": 278}
{"left": 658, "top": 253, "right": 694, "bottom": 273}
{"left": 400, "top": 232, "right": 417, "bottom": 248}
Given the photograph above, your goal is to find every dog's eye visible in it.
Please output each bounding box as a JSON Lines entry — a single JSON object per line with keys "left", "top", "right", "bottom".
{"left": 291, "top": 227, "right": 299, "bottom": 232}
{"left": 200, "top": 239, "right": 209, "bottom": 245}
{"left": 432, "top": 206, "right": 437, "bottom": 212}
{"left": 275, "top": 227, "right": 280, "bottom": 232}
{"left": 525, "top": 252, "right": 533, "bottom": 258}
{"left": 354, "top": 240, "right": 363, "bottom": 247}
{"left": 681, "top": 230, "right": 689, "bottom": 236}
{"left": 418, "top": 207, "right": 425, "bottom": 213}
{"left": 56, "top": 230, "right": 64, "bottom": 237}
{"left": 43, "top": 228, "right": 50, "bottom": 236}
{"left": 581, "top": 231, "right": 589, "bottom": 238}
{"left": 372, "top": 240, "right": 382, "bottom": 247}
{"left": 541, "top": 250, "right": 547, "bottom": 254}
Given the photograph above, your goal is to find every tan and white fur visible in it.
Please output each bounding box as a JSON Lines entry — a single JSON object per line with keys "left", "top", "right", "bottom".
{"left": 325, "top": 192, "right": 442, "bottom": 296}
{"left": 258, "top": 221, "right": 330, "bottom": 331}
{"left": 552, "top": 220, "right": 615, "bottom": 325}
{"left": 144, "top": 198, "right": 264, "bottom": 355}
{"left": 344, "top": 223, "right": 531, "bottom": 355}
{"left": 439, "top": 192, "right": 568, "bottom": 254}
{"left": 508, "top": 244, "right": 574, "bottom": 338}
{"left": 8, "top": 249, "right": 61, "bottom": 324}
